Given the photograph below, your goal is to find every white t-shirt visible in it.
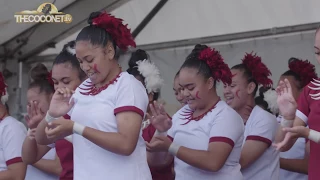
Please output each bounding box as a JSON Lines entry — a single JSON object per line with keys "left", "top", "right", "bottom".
{"left": 0, "top": 116, "right": 26, "bottom": 171}
{"left": 241, "top": 106, "right": 279, "bottom": 180}
{"left": 279, "top": 138, "right": 308, "bottom": 180}
{"left": 25, "top": 148, "right": 59, "bottom": 180}
{"left": 168, "top": 101, "right": 244, "bottom": 180}
{"left": 69, "top": 72, "right": 151, "bottom": 180}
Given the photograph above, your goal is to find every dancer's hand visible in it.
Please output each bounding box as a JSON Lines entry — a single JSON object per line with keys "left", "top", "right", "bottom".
{"left": 276, "top": 79, "right": 297, "bottom": 120}
{"left": 146, "top": 101, "right": 172, "bottom": 132}
{"left": 45, "top": 117, "right": 73, "bottom": 140}
{"left": 48, "top": 87, "right": 75, "bottom": 118}
{"left": 273, "top": 131, "right": 299, "bottom": 151}
{"left": 283, "top": 126, "right": 310, "bottom": 139}
{"left": 26, "top": 101, "right": 45, "bottom": 129}
{"left": 146, "top": 136, "right": 172, "bottom": 152}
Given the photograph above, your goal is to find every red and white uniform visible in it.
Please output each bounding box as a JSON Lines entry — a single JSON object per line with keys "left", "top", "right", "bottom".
{"left": 68, "top": 72, "right": 151, "bottom": 180}
{"left": 279, "top": 137, "right": 308, "bottom": 180}
{"left": 295, "top": 79, "right": 320, "bottom": 180}
{"left": 25, "top": 148, "right": 59, "bottom": 180}
{"left": 241, "top": 106, "right": 279, "bottom": 180}
{"left": 168, "top": 101, "right": 244, "bottom": 180}
{"left": 0, "top": 116, "right": 26, "bottom": 171}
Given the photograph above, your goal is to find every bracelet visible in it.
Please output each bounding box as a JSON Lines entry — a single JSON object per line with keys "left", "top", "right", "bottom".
{"left": 45, "top": 112, "right": 58, "bottom": 123}
{"left": 308, "top": 129, "right": 320, "bottom": 143}
{"left": 168, "top": 143, "right": 180, "bottom": 156}
{"left": 73, "top": 122, "right": 85, "bottom": 136}
{"left": 280, "top": 117, "right": 294, "bottom": 128}
{"left": 154, "top": 130, "right": 167, "bottom": 136}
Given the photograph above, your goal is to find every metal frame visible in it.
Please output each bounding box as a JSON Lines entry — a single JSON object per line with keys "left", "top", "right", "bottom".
{"left": 132, "top": 0, "right": 168, "bottom": 38}
{"left": 137, "top": 22, "right": 320, "bottom": 51}
{"left": 1, "top": 0, "right": 128, "bottom": 62}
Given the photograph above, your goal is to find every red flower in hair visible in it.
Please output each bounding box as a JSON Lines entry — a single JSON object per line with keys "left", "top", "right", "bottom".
{"left": 198, "top": 48, "right": 232, "bottom": 85}
{"left": 289, "top": 59, "right": 317, "bottom": 87}
{"left": 92, "top": 12, "right": 136, "bottom": 51}
{"left": 242, "top": 52, "right": 273, "bottom": 87}
{"left": 47, "top": 71, "right": 54, "bottom": 87}
{"left": 0, "top": 72, "right": 7, "bottom": 96}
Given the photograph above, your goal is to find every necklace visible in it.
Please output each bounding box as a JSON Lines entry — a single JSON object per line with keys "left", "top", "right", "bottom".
{"left": 79, "top": 67, "right": 122, "bottom": 96}
{"left": 180, "top": 98, "right": 220, "bottom": 125}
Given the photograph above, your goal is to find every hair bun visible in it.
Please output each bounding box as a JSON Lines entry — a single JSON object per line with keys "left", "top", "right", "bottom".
{"left": 128, "top": 49, "right": 149, "bottom": 68}
{"left": 87, "top": 11, "right": 102, "bottom": 25}
{"left": 30, "top": 63, "right": 49, "bottom": 81}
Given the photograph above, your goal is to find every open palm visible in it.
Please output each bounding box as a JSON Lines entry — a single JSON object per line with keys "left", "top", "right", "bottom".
{"left": 276, "top": 79, "right": 297, "bottom": 119}
{"left": 48, "top": 87, "right": 75, "bottom": 118}
{"left": 147, "top": 101, "right": 172, "bottom": 132}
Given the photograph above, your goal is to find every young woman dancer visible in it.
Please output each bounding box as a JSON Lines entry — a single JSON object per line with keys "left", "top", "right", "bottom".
{"left": 0, "top": 72, "right": 27, "bottom": 180}
{"left": 275, "top": 58, "right": 315, "bottom": 180}
{"left": 22, "top": 41, "right": 86, "bottom": 180}
{"left": 126, "top": 49, "right": 174, "bottom": 180}
{"left": 23, "top": 63, "right": 59, "bottom": 180}
{"left": 147, "top": 44, "right": 244, "bottom": 180}
{"left": 274, "top": 29, "right": 320, "bottom": 180}
{"left": 35, "top": 11, "right": 152, "bottom": 180}
{"left": 223, "top": 52, "right": 279, "bottom": 180}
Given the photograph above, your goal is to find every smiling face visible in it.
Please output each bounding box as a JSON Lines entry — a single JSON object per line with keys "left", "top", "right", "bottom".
{"left": 179, "top": 67, "right": 214, "bottom": 110}
{"left": 51, "top": 63, "right": 82, "bottom": 91}
{"left": 75, "top": 41, "right": 115, "bottom": 87}
{"left": 223, "top": 69, "right": 256, "bottom": 111}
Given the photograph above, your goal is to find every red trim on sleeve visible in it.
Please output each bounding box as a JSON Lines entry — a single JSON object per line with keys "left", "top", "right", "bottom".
{"left": 168, "top": 135, "right": 174, "bottom": 142}
{"left": 166, "top": 113, "right": 172, "bottom": 120}
{"left": 246, "top": 135, "right": 272, "bottom": 147}
{"left": 209, "top": 137, "right": 235, "bottom": 147}
{"left": 114, "top": 106, "right": 144, "bottom": 117}
{"left": 6, "top": 157, "right": 22, "bottom": 166}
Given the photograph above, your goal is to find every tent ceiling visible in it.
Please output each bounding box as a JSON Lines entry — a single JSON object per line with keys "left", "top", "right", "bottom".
{"left": 0, "top": 0, "right": 127, "bottom": 61}
{"left": 2, "top": 0, "right": 320, "bottom": 57}
{"left": 40, "top": 0, "right": 320, "bottom": 56}
{"left": 0, "top": 0, "right": 75, "bottom": 45}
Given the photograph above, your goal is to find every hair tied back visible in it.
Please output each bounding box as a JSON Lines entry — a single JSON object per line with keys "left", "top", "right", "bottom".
{"left": 288, "top": 58, "right": 318, "bottom": 87}
{"left": 89, "top": 11, "right": 136, "bottom": 51}
{"left": 242, "top": 52, "right": 273, "bottom": 87}
{"left": 198, "top": 47, "right": 232, "bottom": 85}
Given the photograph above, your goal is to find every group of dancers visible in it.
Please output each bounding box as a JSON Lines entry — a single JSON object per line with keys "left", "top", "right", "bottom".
{"left": 0, "top": 11, "right": 320, "bottom": 180}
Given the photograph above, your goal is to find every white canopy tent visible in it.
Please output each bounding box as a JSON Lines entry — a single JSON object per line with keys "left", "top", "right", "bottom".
{"left": 0, "top": 0, "right": 320, "bottom": 119}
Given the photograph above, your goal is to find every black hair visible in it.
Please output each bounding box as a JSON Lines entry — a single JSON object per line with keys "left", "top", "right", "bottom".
{"left": 76, "top": 11, "right": 118, "bottom": 58}
{"left": 127, "top": 49, "right": 159, "bottom": 101}
{"left": 231, "top": 64, "right": 259, "bottom": 96}
{"left": 53, "top": 41, "right": 87, "bottom": 81}
{"left": 281, "top": 57, "right": 302, "bottom": 89}
{"left": 29, "top": 63, "right": 54, "bottom": 95}
{"left": 175, "top": 70, "right": 180, "bottom": 79}
{"left": 255, "top": 86, "right": 272, "bottom": 113}
{"left": 180, "top": 44, "right": 214, "bottom": 84}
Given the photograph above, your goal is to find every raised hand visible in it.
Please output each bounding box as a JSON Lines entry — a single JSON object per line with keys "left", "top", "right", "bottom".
{"left": 276, "top": 79, "right": 297, "bottom": 119}
{"left": 48, "top": 87, "right": 75, "bottom": 118}
{"left": 146, "top": 101, "right": 172, "bottom": 132}
{"left": 26, "top": 101, "right": 45, "bottom": 129}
